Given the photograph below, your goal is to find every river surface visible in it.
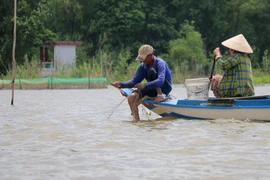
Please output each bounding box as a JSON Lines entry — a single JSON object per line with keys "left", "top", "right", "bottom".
{"left": 1, "top": 85, "right": 270, "bottom": 180}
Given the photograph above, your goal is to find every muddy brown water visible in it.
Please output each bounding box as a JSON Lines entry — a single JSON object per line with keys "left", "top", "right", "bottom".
{"left": 1, "top": 85, "right": 270, "bottom": 179}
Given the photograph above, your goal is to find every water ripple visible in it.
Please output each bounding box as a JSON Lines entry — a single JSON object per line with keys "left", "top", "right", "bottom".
{"left": 1, "top": 86, "right": 270, "bottom": 179}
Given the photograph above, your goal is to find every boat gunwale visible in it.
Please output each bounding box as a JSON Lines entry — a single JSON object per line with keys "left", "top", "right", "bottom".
{"left": 144, "top": 98, "right": 270, "bottom": 109}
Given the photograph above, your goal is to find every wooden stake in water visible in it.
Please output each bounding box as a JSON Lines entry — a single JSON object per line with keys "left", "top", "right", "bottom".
{"left": 11, "top": 0, "right": 17, "bottom": 105}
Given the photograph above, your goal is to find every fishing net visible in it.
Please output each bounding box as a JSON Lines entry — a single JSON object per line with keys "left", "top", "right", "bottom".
{"left": 0, "top": 78, "right": 107, "bottom": 89}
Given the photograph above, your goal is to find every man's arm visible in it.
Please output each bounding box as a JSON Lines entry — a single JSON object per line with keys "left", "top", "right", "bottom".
{"left": 145, "top": 60, "right": 166, "bottom": 89}
{"left": 120, "top": 64, "right": 145, "bottom": 88}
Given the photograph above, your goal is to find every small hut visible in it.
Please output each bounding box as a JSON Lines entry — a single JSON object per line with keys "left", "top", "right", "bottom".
{"left": 40, "top": 41, "right": 81, "bottom": 76}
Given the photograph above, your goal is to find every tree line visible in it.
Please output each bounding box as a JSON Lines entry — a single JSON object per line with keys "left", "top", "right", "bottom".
{"left": 1, "top": 0, "right": 270, "bottom": 78}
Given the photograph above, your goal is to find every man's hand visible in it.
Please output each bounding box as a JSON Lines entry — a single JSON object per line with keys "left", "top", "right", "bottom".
{"left": 111, "top": 81, "right": 121, "bottom": 88}
{"left": 134, "top": 83, "right": 145, "bottom": 90}
{"left": 213, "top": 47, "right": 220, "bottom": 57}
{"left": 213, "top": 47, "right": 222, "bottom": 60}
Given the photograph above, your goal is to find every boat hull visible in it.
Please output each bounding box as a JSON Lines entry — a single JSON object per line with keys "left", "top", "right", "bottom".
{"left": 150, "top": 103, "right": 270, "bottom": 121}
{"left": 120, "top": 88, "right": 270, "bottom": 121}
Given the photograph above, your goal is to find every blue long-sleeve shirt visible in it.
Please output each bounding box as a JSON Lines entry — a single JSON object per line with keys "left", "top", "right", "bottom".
{"left": 120, "top": 56, "right": 172, "bottom": 94}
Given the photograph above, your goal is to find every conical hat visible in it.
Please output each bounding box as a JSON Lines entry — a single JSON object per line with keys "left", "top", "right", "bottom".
{"left": 221, "top": 34, "right": 253, "bottom": 53}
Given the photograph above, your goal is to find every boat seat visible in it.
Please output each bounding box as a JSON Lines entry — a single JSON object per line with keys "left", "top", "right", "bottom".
{"left": 207, "top": 98, "right": 235, "bottom": 106}
{"left": 207, "top": 95, "right": 270, "bottom": 106}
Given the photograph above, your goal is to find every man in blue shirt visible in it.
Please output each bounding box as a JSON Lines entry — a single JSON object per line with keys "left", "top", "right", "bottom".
{"left": 112, "top": 44, "right": 172, "bottom": 120}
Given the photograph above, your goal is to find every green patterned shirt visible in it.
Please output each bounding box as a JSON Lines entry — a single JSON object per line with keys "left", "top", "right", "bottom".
{"left": 216, "top": 53, "right": 255, "bottom": 98}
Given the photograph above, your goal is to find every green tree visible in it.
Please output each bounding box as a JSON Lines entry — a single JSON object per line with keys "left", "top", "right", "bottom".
{"left": 1, "top": 0, "right": 270, "bottom": 79}
{"left": 168, "top": 21, "right": 208, "bottom": 76}
{"left": 171, "top": 0, "right": 230, "bottom": 55}
{"left": 141, "top": 0, "right": 178, "bottom": 54}
{"left": 0, "top": 0, "right": 56, "bottom": 75}
{"left": 88, "top": 0, "right": 178, "bottom": 56}
{"left": 44, "top": 0, "right": 83, "bottom": 41}
{"left": 238, "top": 0, "right": 270, "bottom": 66}
{"left": 89, "top": 0, "right": 146, "bottom": 52}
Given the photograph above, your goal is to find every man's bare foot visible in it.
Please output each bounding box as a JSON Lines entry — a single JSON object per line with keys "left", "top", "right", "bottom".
{"left": 154, "top": 94, "right": 165, "bottom": 102}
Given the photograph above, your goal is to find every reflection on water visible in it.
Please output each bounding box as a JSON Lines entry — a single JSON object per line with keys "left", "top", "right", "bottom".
{"left": 1, "top": 85, "right": 270, "bottom": 179}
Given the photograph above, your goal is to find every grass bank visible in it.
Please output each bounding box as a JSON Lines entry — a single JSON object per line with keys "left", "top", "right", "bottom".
{"left": 1, "top": 60, "right": 270, "bottom": 86}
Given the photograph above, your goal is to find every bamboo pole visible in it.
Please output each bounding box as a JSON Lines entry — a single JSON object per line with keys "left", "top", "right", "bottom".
{"left": 11, "top": 0, "right": 17, "bottom": 105}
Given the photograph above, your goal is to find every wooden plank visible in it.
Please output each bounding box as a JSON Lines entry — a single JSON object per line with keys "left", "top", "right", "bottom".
{"left": 229, "top": 95, "right": 270, "bottom": 100}
{"left": 207, "top": 95, "right": 270, "bottom": 106}
{"left": 209, "top": 95, "right": 270, "bottom": 101}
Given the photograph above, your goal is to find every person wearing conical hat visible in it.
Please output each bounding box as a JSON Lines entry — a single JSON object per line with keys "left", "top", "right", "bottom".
{"left": 111, "top": 44, "right": 172, "bottom": 120}
{"left": 211, "top": 34, "right": 255, "bottom": 98}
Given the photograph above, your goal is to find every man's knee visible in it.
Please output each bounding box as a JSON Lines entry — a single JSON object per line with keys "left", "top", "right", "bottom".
{"left": 128, "top": 93, "right": 138, "bottom": 103}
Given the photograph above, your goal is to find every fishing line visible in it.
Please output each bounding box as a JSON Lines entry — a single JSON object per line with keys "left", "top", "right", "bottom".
{"left": 106, "top": 97, "right": 126, "bottom": 120}
{"left": 141, "top": 105, "right": 151, "bottom": 120}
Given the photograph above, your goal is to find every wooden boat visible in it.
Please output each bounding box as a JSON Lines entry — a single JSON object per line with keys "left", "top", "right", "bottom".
{"left": 119, "top": 88, "right": 270, "bottom": 121}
